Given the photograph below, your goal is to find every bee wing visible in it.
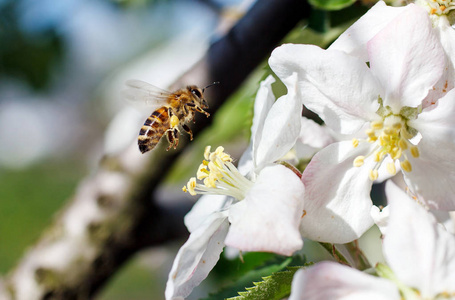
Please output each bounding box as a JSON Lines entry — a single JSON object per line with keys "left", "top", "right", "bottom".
{"left": 122, "top": 80, "right": 172, "bottom": 108}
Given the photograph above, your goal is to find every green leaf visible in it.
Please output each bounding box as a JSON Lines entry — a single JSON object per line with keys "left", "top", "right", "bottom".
{"left": 308, "top": 0, "right": 356, "bottom": 11}
{"left": 226, "top": 267, "right": 302, "bottom": 300}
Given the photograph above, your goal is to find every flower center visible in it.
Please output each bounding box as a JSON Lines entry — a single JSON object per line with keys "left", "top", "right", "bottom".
{"left": 352, "top": 114, "right": 420, "bottom": 181}
{"left": 182, "top": 146, "right": 254, "bottom": 199}
{"left": 417, "top": 0, "right": 455, "bottom": 16}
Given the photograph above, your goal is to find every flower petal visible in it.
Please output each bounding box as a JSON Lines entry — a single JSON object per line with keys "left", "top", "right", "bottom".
{"left": 329, "top": 1, "right": 406, "bottom": 61}
{"left": 184, "top": 195, "right": 231, "bottom": 233}
{"left": 299, "top": 116, "right": 335, "bottom": 149}
{"left": 371, "top": 205, "right": 389, "bottom": 236}
{"left": 383, "top": 181, "right": 455, "bottom": 297}
{"left": 251, "top": 75, "right": 276, "bottom": 164}
{"left": 289, "top": 262, "right": 400, "bottom": 300}
{"left": 225, "top": 164, "right": 305, "bottom": 256}
{"left": 254, "top": 73, "right": 301, "bottom": 171}
{"left": 367, "top": 4, "right": 444, "bottom": 110}
{"left": 165, "top": 211, "right": 229, "bottom": 300}
{"left": 405, "top": 89, "right": 455, "bottom": 210}
{"left": 300, "top": 141, "right": 374, "bottom": 243}
{"left": 423, "top": 22, "right": 455, "bottom": 108}
{"left": 270, "top": 44, "right": 380, "bottom": 135}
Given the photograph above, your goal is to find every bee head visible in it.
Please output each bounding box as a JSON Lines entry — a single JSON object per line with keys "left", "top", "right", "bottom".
{"left": 189, "top": 86, "right": 209, "bottom": 109}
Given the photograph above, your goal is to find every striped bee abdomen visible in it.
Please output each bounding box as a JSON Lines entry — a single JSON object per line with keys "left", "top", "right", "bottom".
{"left": 138, "top": 106, "right": 171, "bottom": 153}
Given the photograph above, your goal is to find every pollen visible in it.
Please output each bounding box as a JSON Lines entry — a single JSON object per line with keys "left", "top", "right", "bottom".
{"left": 170, "top": 115, "right": 180, "bottom": 128}
{"left": 352, "top": 113, "right": 420, "bottom": 181}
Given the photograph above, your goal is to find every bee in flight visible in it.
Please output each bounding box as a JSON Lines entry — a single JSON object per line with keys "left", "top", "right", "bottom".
{"left": 123, "top": 80, "right": 218, "bottom": 154}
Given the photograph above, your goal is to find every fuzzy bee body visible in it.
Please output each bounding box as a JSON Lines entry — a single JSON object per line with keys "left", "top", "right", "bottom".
{"left": 138, "top": 106, "right": 171, "bottom": 153}
{"left": 123, "top": 80, "right": 214, "bottom": 154}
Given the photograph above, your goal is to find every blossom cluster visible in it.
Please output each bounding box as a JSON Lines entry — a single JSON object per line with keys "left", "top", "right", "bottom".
{"left": 166, "top": 1, "right": 455, "bottom": 299}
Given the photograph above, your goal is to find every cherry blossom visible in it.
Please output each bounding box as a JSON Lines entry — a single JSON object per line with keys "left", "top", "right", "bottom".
{"left": 269, "top": 4, "right": 455, "bottom": 245}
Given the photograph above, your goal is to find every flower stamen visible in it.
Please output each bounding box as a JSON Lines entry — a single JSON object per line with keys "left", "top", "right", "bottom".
{"left": 352, "top": 114, "right": 420, "bottom": 180}
{"left": 183, "top": 146, "right": 254, "bottom": 200}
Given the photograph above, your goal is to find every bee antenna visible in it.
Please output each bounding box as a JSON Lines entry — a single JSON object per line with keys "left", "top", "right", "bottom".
{"left": 202, "top": 81, "right": 220, "bottom": 93}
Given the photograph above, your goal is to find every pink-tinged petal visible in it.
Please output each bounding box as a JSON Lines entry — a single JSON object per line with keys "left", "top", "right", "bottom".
{"left": 225, "top": 164, "right": 305, "bottom": 256}
{"left": 405, "top": 89, "right": 455, "bottom": 210}
{"left": 254, "top": 73, "right": 301, "bottom": 171}
{"left": 269, "top": 44, "right": 380, "bottom": 135}
{"left": 289, "top": 262, "right": 400, "bottom": 300}
{"left": 422, "top": 23, "right": 455, "bottom": 108}
{"left": 300, "top": 141, "right": 374, "bottom": 243}
{"left": 329, "top": 1, "right": 406, "bottom": 61}
{"left": 165, "top": 212, "right": 229, "bottom": 300}
{"left": 184, "top": 195, "right": 231, "bottom": 233}
{"left": 367, "top": 4, "right": 444, "bottom": 110}
{"left": 383, "top": 181, "right": 455, "bottom": 297}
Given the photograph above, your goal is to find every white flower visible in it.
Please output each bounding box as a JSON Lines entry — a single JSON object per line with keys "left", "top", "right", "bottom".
{"left": 330, "top": 1, "right": 455, "bottom": 108}
{"left": 165, "top": 76, "right": 305, "bottom": 300}
{"left": 269, "top": 4, "right": 455, "bottom": 244}
{"left": 288, "top": 180, "right": 455, "bottom": 299}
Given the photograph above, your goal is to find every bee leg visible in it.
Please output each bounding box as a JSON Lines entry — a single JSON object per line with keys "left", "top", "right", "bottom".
{"left": 166, "top": 130, "right": 174, "bottom": 151}
{"left": 182, "top": 124, "right": 193, "bottom": 141}
{"left": 172, "top": 128, "right": 180, "bottom": 149}
{"left": 185, "top": 103, "right": 210, "bottom": 118}
{"left": 198, "top": 107, "right": 210, "bottom": 118}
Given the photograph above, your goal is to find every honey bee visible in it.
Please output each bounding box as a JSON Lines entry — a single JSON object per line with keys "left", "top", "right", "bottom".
{"left": 123, "top": 80, "right": 218, "bottom": 154}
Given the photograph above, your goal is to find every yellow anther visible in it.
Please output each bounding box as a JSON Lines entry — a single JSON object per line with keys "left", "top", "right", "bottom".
{"left": 369, "top": 169, "right": 379, "bottom": 181}
{"left": 373, "top": 151, "right": 381, "bottom": 162}
{"left": 378, "top": 135, "right": 388, "bottom": 146}
{"left": 352, "top": 138, "right": 359, "bottom": 148}
{"left": 401, "top": 160, "right": 412, "bottom": 173}
{"left": 371, "top": 120, "right": 383, "bottom": 130}
{"left": 197, "top": 164, "right": 209, "bottom": 180}
{"left": 215, "top": 146, "right": 232, "bottom": 162}
{"left": 182, "top": 186, "right": 187, "bottom": 192}
{"left": 441, "top": 5, "right": 446, "bottom": 11}
{"left": 392, "top": 122, "right": 402, "bottom": 130}
{"left": 398, "top": 139, "right": 408, "bottom": 150}
{"left": 367, "top": 136, "right": 378, "bottom": 143}
{"left": 170, "top": 115, "right": 180, "bottom": 128}
{"left": 383, "top": 127, "right": 397, "bottom": 136}
{"left": 386, "top": 162, "right": 396, "bottom": 175}
{"left": 390, "top": 147, "right": 402, "bottom": 160}
{"left": 353, "top": 156, "right": 365, "bottom": 167}
{"left": 186, "top": 178, "right": 197, "bottom": 195}
{"left": 214, "top": 146, "right": 225, "bottom": 156}
{"left": 366, "top": 129, "right": 376, "bottom": 138}
{"left": 204, "top": 146, "right": 211, "bottom": 160}
{"left": 205, "top": 175, "right": 218, "bottom": 188}
{"left": 410, "top": 146, "right": 420, "bottom": 158}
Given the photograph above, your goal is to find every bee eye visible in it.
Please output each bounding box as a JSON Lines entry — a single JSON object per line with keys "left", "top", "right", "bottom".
{"left": 192, "top": 89, "right": 202, "bottom": 98}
